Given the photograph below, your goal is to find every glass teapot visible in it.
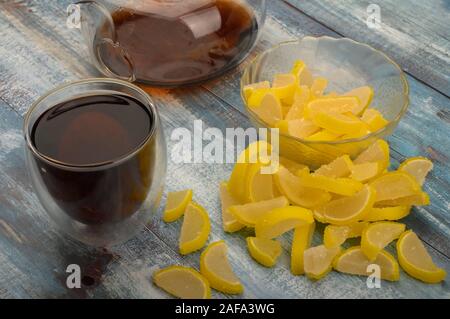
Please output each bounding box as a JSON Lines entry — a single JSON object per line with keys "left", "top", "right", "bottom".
{"left": 77, "top": 0, "right": 266, "bottom": 87}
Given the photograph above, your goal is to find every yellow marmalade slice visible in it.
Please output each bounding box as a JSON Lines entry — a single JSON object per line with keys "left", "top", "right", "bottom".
{"left": 314, "top": 185, "right": 376, "bottom": 225}
{"left": 153, "top": 266, "right": 211, "bottom": 299}
{"left": 163, "top": 189, "right": 193, "bottom": 222}
{"left": 297, "top": 168, "right": 363, "bottom": 196}
{"left": 179, "top": 202, "right": 211, "bottom": 255}
{"left": 229, "top": 196, "right": 289, "bottom": 227}
{"left": 343, "top": 86, "right": 374, "bottom": 115}
{"left": 200, "top": 241, "right": 244, "bottom": 294}
{"left": 369, "top": 171, "right": 421, "bottom": 203}
{"left": 274, "top": 166, "right": 331, "bottom": 208}
{"left": 247, "top": 237, "right": 282, "bottom": 267}
{"left": 323, "top": 221, "right": 368, "bottom": 248}
{"left": 397, "top": 231, "right": 447, "bottom": 283}
{"left": 314, "top": 155, "right": 353, "bottom": 178}
{"left": 361, "top": 221, "right": 406, "bottom": 261}
{"left": 333, "top": 246, "right": 400, "bottom": 281}
{"left": 303, "top": 245, "right": 341, "bottom": 280}
{"left": 219, "top": 182, "right": 245, "bottom": 233}
{"left": 291, "top": 222, "right": 316, "bottom": 275}
{"left": 255, "top": 206, "right": 314, "bottom": 239}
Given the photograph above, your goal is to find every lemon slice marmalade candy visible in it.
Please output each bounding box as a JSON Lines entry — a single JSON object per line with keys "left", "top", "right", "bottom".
{"left": 200, "top": 241, "right": 244, "bottom": 294}
{"left": 303, "top": 245, "right": 341, "bottom": 280}
{"left": 304, "top": 97, "right": 360, "bottom": 119}
{"left": 245, "top": 163, "right": 277, "bottom": 202}
{"left": 272, "top": 73, "right": 297, "bottom": 102}
{"left": 365, "top": 206, "right": 411, "bottom": 222}
{"left": 163, "top": 189, "right": 193, "bottom": 222}
{"left": 314, "top": 155, "right": 353, "bottom": 178}
{"left": 255, "top": 206, "right": 314, "bottom": 239}
{"left": 323, "top": 221, "right": 368, "bottom": 248}
{"left": 369, "top": 171, "right": 421, "bottom": 202}
{"left": 228, "top": 140, "right": 272, "bottom": 203}
{"left": 274, "top": 166, "right": 331, "bottom": 208}
{"left": 354, "top": 139, "right": 390, "bottom": 169}
{"left": 350, "top": 162, "right": 382, "bottom": 182}
{"left": 313, "top": 112, "right": 365, "bottom": 135}
{"left": 247, "top": 87, "right": 271, "bottom": 108}
{"left": 342, "top": 86, "right": 374, "bottom": 115}
{"left": 360, "top": 222, "right": 405, "bottom": 261}
{"left": 219, "top": 182, "right": 244, "bottom": 233}
{"left": 179, "top": 202, "right": 210, "bottom": 255}
{"left": 314, "top": 185, "right": 376, "bottom": 225}
{"left": 250, "top": 92, "right": 283, "bottom": 126}
{"left": 375, "top": 192, "right": 430, "bottom": 207}
{"left": 361, "top": 108, "right": 388, "bottom": 131}
{"left": 243, "top": 81, "right": 270, "bottom": 101}
{"left": 229, "top": 196, "right": 289, "bottom": 228}
{"left": 297, "top": 169, "right": 363, "bottom": 196}
{"left": 279, "top": 157, "right": 309, "bottom": 174}
{"left": 247, "top": 237, "right": 282, "bottom": 267}
{"left": 333, "top": 247, "right": 400, "bottom": 281}
{"left": 276, "top": 118, "right": 320, "bottom": 139}
{"left": 397, "top": 231, "right": 446, "bottom": 283}
{"left": 291, "top": 222, "right": 315, "bottom": 275}
{"left": 310, "top": 77, "right": 328, "bottom": 97}
{"left": 398, "top": 157, "right": 433, "bottom": 186}
{"left": 285, "top": 86, "right": 311, "bottom": 120}
{"left": 291, "top": 59, "right": 313, "bottom": 87}
{"left": 153, "top": 266, "right": 211, "bottom": 299}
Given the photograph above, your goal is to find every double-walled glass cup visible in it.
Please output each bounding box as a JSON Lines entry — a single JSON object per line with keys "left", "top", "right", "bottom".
{"left": 24, "top": 79, "right": 166, "bottom": 246}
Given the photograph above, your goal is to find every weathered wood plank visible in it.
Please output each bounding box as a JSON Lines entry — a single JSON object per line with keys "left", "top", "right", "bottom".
{"left": 0, "top": 0, "right": 98, "bottom": 114}
{"left": 0, "top": 103, "right": 103, "bottom": 298}
{"left": 0, "top": 0, "right": 448, "bottom": 298}
{"left": 285, "top": 0, "right": 450, "bottom": 97}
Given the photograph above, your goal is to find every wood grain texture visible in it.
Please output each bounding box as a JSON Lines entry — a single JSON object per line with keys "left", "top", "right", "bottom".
{"left": 0, "top": 0, "right": 449, "bottom": 298}
{"left": 285, "top": 0, "right": 450, "bottom": 97}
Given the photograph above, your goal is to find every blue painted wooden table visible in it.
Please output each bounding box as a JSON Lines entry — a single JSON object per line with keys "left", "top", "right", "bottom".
{"left": 0, "top": 0, "right": 449, "bottom": 298}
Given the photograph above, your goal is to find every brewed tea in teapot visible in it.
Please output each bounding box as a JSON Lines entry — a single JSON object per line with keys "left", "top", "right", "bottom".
{"left": 81, "top": 0, "right": 265, "bottom": 86}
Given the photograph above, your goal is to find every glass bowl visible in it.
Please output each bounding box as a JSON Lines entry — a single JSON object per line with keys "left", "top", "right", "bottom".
{"left": 241, "top": 37, "right": 409, "bottom": 168}
{"left": 24, "top": 78, "right": 167, "bottom": 247}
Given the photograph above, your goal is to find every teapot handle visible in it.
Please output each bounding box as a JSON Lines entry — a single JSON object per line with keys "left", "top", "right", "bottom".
{"left": 76, "top": 0, "right": 136, "bottom": 82}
